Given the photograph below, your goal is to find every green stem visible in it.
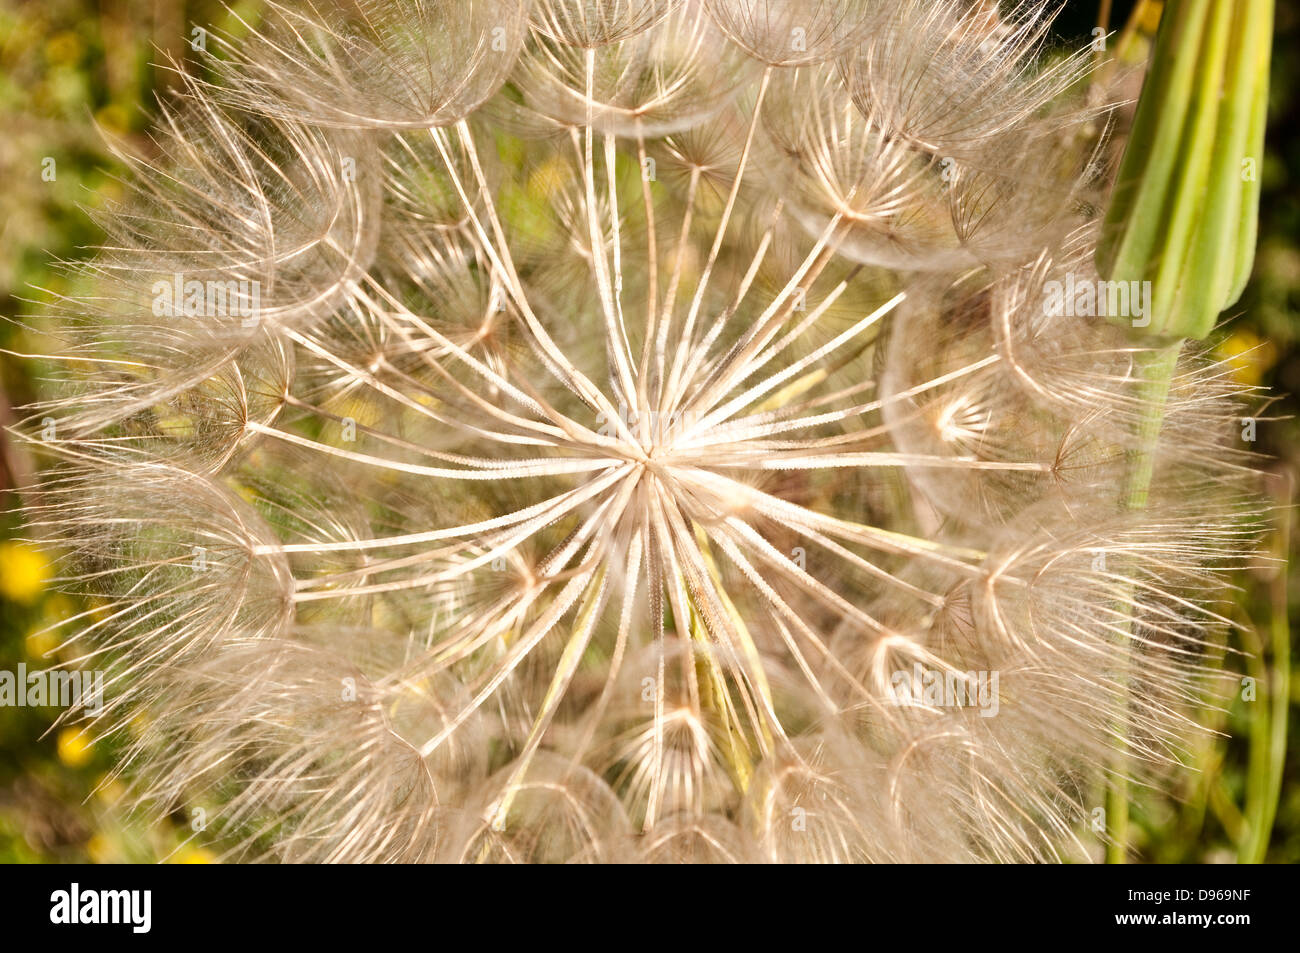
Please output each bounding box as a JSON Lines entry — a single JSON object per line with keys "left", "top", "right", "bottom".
{"left": 1106, "top": 342, "right": 1181, "bottom": 864}
{"left": 1122, "top": 344, "right": 1182, "bottom": 510}
{"left": 1240, "top": 475, "right": 1291, "bottom": 863}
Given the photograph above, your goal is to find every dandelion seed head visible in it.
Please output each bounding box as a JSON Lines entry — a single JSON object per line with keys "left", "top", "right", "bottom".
{"left": 21, "top": 0, "right": 1264, "bottom": 863}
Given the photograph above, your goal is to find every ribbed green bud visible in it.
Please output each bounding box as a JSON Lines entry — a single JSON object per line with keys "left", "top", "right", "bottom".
{"left": 1097, "top": 0, "right": 1272, "bottom": 340}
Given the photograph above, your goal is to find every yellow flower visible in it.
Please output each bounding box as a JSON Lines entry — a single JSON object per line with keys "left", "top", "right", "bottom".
{"left": 78, "top": 599, "right": 113, "bottom": 630}
{"left": 94, "top": 103, "right": 131, "bottom": 135}
{"left": 1216, "top": 328, "right": 1278, "bottom": 387}
{"left": 56, "top": 726, "right": 94, "bottom": 768}
{"left": 1139, "top": 1, "right": 1165, "bottom": 33}
{"left": 95, "top": 776, "right": 127, "bottom": 805}
{"left": 527, "top": 155, "right": 571, "bottom": 200}
{"left": 44, "top": 31, "right": 84, "bottom": 67}
{"left": 40, "top": 593, "right": 73, "bottom": 627}
{"left": 0, "top": 542, "right": 51, "bottom": 604}
{"left": 173, "top": 845, "right": 217, "bottom": 864}
{"left": 86, "top": 832, "right": 116, "bottom": 864}
{"left": 24, "top": 628, "right": 57, "bottom": 660}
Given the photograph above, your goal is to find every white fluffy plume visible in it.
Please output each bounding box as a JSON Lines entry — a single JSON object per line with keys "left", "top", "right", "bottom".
{"left": 17, "top": 0, "right": 1263, "bottom": 863}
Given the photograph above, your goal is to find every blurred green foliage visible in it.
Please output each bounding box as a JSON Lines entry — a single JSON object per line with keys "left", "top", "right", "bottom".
{"left": 0, "top": 0, "right": 1295, "bottom": 863}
